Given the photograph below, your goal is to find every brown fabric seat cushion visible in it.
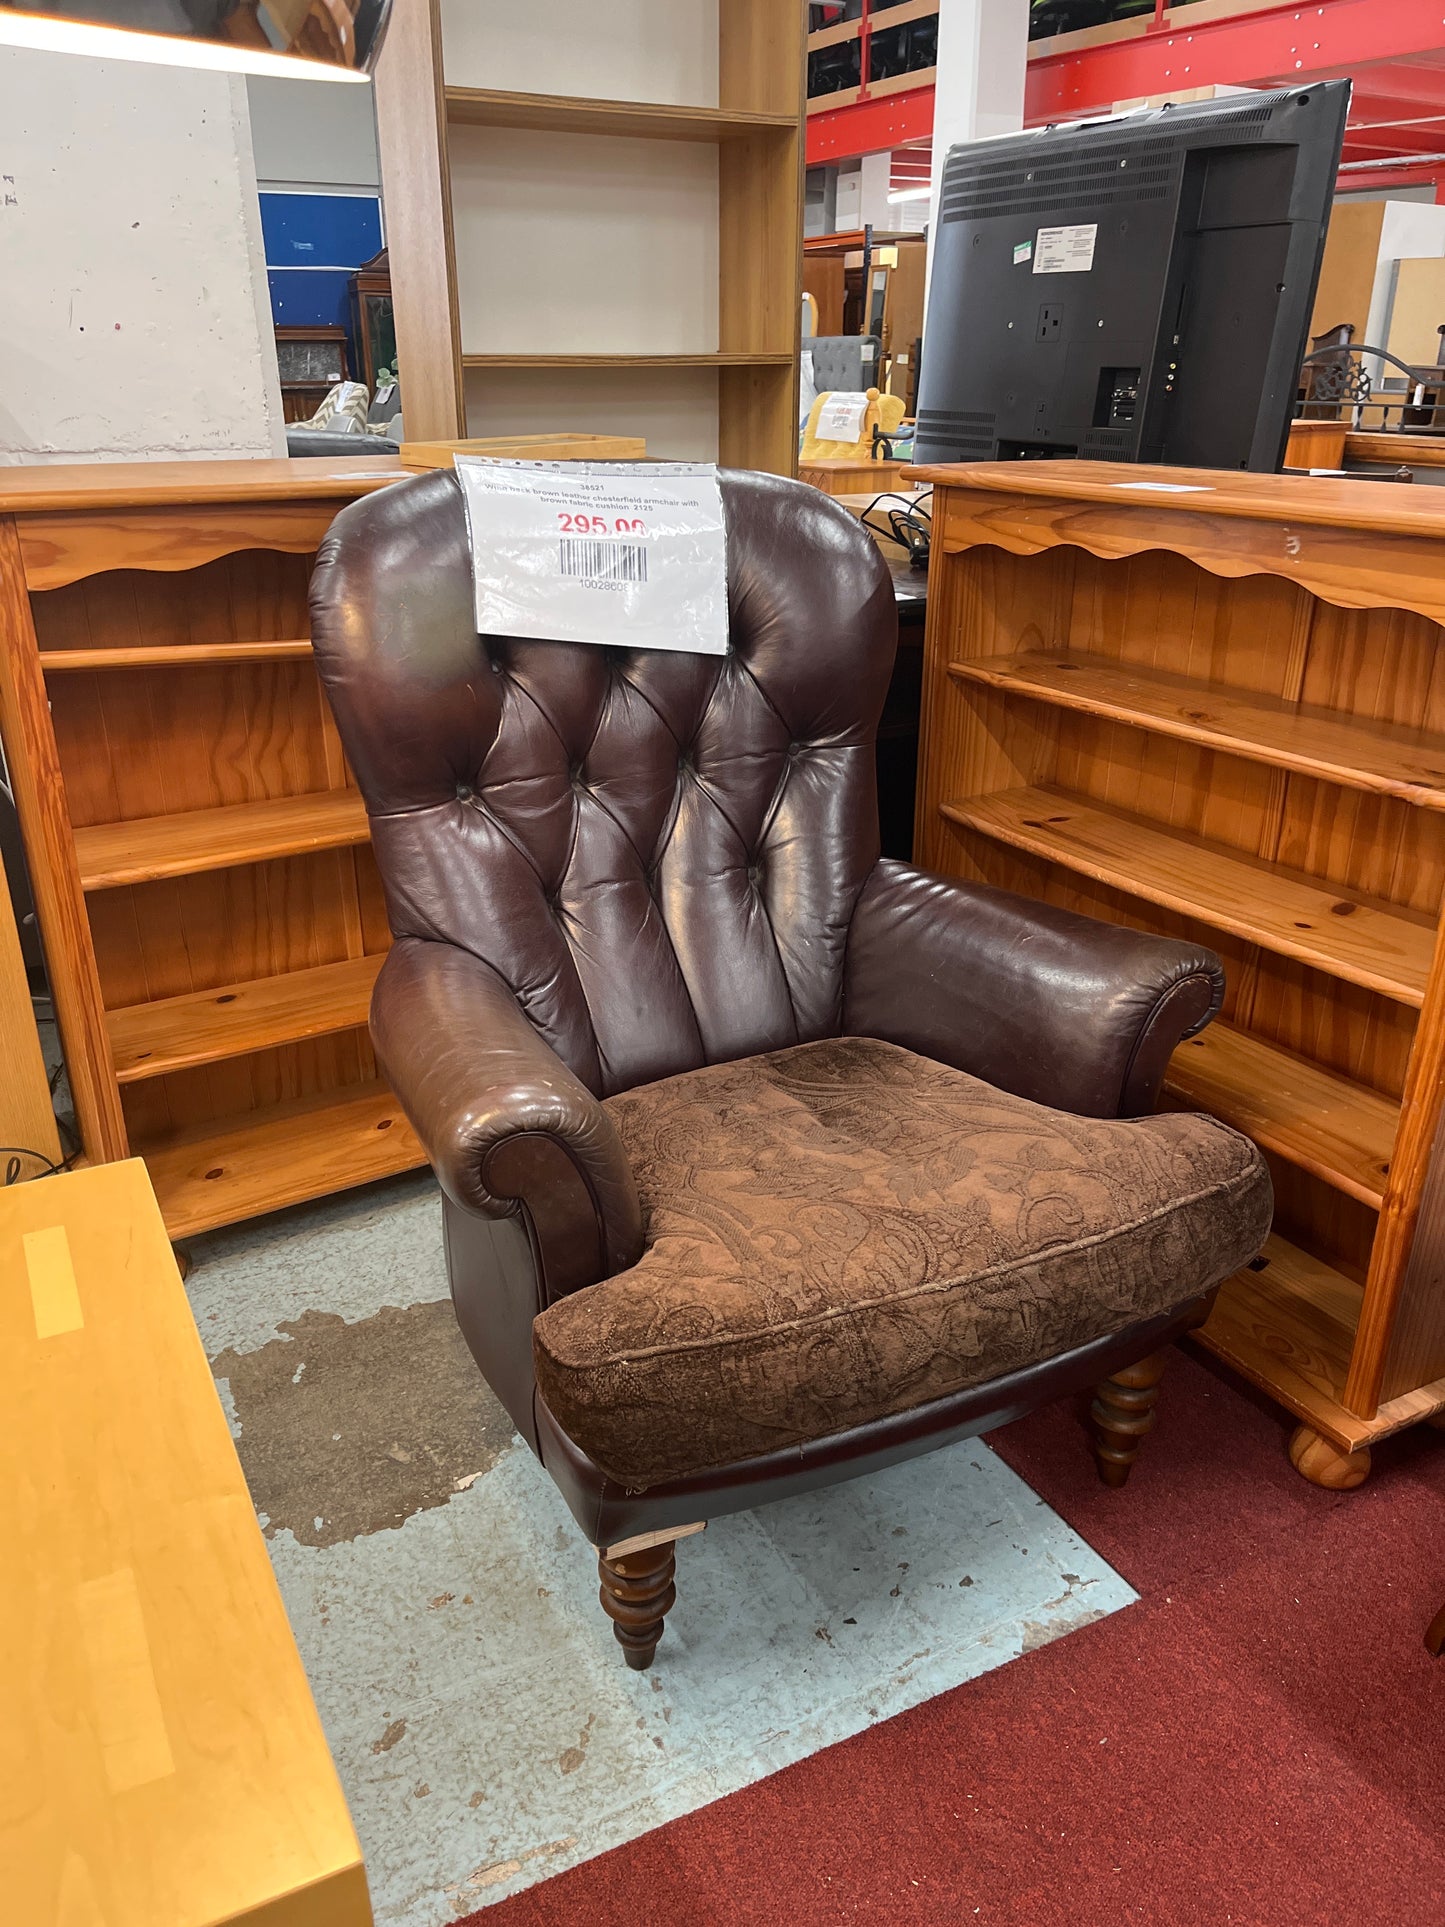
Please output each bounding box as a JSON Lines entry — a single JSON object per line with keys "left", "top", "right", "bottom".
{"left": 532, "top": 1037, "right": 1272, "bottom": 1487}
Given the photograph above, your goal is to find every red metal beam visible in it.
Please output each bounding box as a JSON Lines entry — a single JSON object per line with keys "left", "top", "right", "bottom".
{"left": 807, "top": 85, "right": 936, "bottom": 164}
{"left": 1026, "top": 0, "right": 1445, "bottom": 123}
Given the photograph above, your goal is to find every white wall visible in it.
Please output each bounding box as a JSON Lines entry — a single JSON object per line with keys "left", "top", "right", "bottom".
{"left": 247, "top": 74, "right": 380, "bottom": 195}
{"left": 1367, "top": 201, "right": 1445, "bottom": 355}
{"left": 441, "top": 0, "right": 718, "bottom": 105}
{"left": 0, "top": 47, "right": 285, "bottom": 464}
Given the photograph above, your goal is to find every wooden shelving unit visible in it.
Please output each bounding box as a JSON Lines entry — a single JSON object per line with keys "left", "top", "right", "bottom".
{"left": 373, "top": 0, "right": 805, "bottom": 468}
{"left": 0, "top": 458, "right": 423, "bottom": 1241}
{"left": 910, "top": 458, "right": 1445, "bottom": 1486}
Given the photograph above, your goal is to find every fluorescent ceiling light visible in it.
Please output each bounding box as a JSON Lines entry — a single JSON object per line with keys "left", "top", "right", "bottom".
{"left": 887, "top": 186, "right": 932, "bottom": 203}
{"left": 0, "top": 7, "right": 374, "bottom": 81}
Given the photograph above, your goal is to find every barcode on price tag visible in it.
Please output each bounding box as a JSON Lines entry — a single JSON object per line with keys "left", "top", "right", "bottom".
{"left": 455, "top": 458, "right": 728, "bottom": 655}
{"left": 559, "top": 538, "right": 648, "bottom": 584}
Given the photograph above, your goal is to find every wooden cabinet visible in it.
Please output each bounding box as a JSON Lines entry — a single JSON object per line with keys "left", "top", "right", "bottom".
{"left": 0, "top": 458, "right": 422, "bottom": 1241}
{"left": 909, "top": 458, "right": 1445, "bottom": 1487}
{"left": 372, "top": 0, "right": 804, "bottom": 470}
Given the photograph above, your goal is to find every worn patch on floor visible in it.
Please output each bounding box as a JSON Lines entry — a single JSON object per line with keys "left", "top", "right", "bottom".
{"left": 213, "top": 1300, "right": 514, "bottom": 1547}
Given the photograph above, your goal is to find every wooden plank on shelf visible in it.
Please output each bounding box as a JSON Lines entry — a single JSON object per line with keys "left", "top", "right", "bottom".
{"left": 950, "top": 650, "right": 1445, "bottom": 812}
{"left": 458, "top": 351, "right": 795, "bottom": 369}
{"left": 1197, "top": 1235, "right": 1363, "bottom": 1443}
{"left": 1165, "top": 1023, "right": 1397, "bottom": 1211}
{"left": 1197, "top": 1233, "right": 1445, "bottom": 1449}
{"left": 444, "top": 86, "right": 795, "bottom": 140}
{"left": 109, "top": 954, "right": 385, "bottom": 1084}
{"left": 399, "top": 433, "right": 647, "bottom": 468}
{"left": 942, "top": 785, "right": 1436, "bottom": 1007}
{"left": 40, "top": 639, "right": 313, "bottom": 672}
{"left": 74, "top": 792, "right": 369, "bottom": 892}
{"left": 144, "top": 1080, "right": 425, "bottom": 1239}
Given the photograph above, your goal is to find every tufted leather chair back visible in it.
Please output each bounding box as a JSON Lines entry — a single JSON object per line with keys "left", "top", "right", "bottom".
{"left": 310, "top": 468, "right": 897, "bottom": 1098}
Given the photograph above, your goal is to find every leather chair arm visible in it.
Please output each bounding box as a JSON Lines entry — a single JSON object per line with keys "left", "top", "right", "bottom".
{"left": 843, "top": 859, "right": 1224, "bottom": 1118}
{"left": 370, "top": 939, "right": 643, "bottom": 1297}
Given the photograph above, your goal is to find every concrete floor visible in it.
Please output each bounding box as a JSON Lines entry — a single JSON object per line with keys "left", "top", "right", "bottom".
{"left": 188, "top": 1173, "right": 1135, "bottom": 1923}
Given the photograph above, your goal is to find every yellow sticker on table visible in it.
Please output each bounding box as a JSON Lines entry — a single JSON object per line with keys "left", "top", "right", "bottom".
{"left": 24, "top": 1224, "right": 83, "bottom": 1339}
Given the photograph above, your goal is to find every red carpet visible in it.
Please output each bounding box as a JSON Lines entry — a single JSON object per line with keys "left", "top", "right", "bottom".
{"left": 469, "top": 1351, "right": 1445, "bottom": 1926}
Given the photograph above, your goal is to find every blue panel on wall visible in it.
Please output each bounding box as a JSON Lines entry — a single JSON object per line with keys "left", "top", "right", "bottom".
{"left": 260, "top": 192, "right": 382, "bottom": 271}
{"left": 267, "top": 268, "right": 355, "bottom": 332}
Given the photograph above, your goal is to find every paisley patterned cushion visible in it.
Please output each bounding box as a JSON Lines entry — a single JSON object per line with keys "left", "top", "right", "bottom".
{"left": 532, "top": 1037, "right": 1272, "bottom": 1488}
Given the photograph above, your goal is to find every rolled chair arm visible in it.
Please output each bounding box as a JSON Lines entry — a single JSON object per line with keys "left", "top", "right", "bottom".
{"left": 370, "top": 938, "right": 643, "bottom": 1297}
{"left": 843, "top": 859, "right": 1224, "bottom": 1118}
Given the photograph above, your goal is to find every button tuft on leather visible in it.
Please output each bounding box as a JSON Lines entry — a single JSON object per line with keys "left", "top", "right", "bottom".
{"left": 455, "top": 782, "right": 474, "bottom": 802}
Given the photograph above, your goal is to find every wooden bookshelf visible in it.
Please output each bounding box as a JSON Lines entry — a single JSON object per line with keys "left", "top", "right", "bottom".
{"left": 0, "top": 459, "right": 425, "bottom": 1243}
{"left": 374, "top": 0, "right": 804, "bottom": 468}
{"left": 910, "top": 458, "right": 1445, "bottom": 1487}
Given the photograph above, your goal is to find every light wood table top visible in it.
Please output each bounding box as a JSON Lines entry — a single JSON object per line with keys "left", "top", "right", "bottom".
{"left": 0, "top": 1159, "right": 372, "bottom": 1927}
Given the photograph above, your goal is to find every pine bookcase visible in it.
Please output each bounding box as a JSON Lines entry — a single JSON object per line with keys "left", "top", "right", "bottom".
{"left": 0, "top": 457, "right": 421, "bottom": 1242}
{"left": 908, "top": 458, "right": 1445, "bottom": 1488}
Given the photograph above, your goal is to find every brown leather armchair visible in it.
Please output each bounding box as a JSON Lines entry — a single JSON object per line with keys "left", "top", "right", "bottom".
{"left": 310, "top": 469, "right": 1271, "bottom": 1669}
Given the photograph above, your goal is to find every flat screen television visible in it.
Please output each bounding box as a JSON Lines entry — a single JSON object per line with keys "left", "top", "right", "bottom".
{"left": 913, "top": 81, "right": 1351, "bottom": 472}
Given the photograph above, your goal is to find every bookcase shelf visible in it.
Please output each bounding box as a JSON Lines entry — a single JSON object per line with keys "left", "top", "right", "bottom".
{"left": 949, "top": 650, "right": 1445, "bottom": 812}
{"left": 145, "top": 1080, "right": 425, "bottom": 1240}
{"left": 459, "top": 351, "right": 795, "bottom": 370}
{"left": 109, "top": 954, "right": 384, "bottom": 1084}
{"left": 444, "top": 86, "right": 796, "bottom": 142}
{"left": 74, "top": 792, "right": 370, "bottom": 891}
{"left": 1165, "top": 1023, "right": 1398, "bottom": 1212}
{"left": 42, "top": 639, "right": 314, "bottom": 672}
{"left": 941, "top": 785, "right": 1435, "bottom": 1007}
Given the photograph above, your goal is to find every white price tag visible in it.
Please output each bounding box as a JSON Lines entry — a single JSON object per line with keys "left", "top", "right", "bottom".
{"left": 1033, "top": 223, "right": 1098, "bottom": 274}
{"left": 816, "top": 391, "right": 871, "bottom": 442}
{"left": 454, "top": 459, "right": 729, "bottom": 657}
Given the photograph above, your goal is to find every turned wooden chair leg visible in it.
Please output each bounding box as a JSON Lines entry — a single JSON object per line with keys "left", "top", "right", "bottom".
{"left": 1091, "top": 1350, "right": 1168, "bottom": 1487}
{"left": 1426, "top": 1600, "right": 1445, "bottom": 1658}
{"left": 597, "top": 1541, "right": 679, "bottom": 1670}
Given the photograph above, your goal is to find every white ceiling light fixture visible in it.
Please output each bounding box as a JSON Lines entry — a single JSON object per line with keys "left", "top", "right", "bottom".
{"left": 0, "top": 0, "right": 390, "bottom": 82}
{"left": 887, "top": 186, "right": 934, "bottom": 203}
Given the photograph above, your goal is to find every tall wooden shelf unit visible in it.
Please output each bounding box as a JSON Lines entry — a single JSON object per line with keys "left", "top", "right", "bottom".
{"left": 0, "top": 459, "right": 424, "bottom": 1241}
{"left": 374, "top": 0, "right": 804, "bottom": 471}
{"left": 909, "top": 459, "right": 1445, "bottom": 1489}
